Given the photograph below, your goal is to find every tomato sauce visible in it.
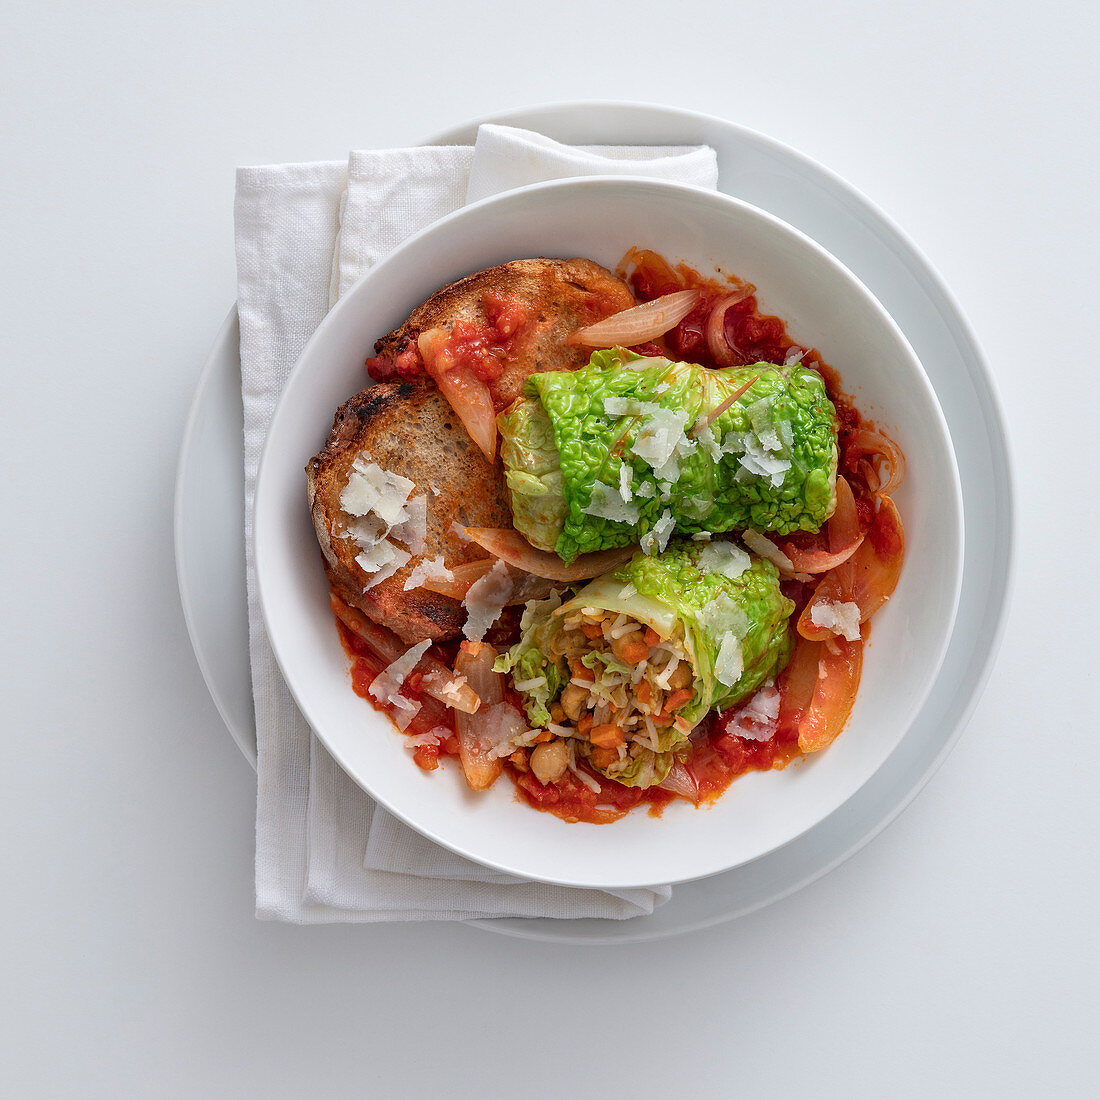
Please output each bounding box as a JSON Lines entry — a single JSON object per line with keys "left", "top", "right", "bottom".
{"left": 365, "top": 290, "right": 533, "bottom": 407}
{"left": 336, "top": 248, "right": 897, "bottom": 824}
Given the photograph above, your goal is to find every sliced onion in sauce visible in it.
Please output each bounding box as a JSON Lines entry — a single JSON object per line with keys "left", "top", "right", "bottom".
{"left": 797, "top": 492, "right": 905, "bottom": 640}
{"left": 571, "top": 290, "right": 702, "bottom": 348}
{"left": 454, "top": 642, "right": 505, "bottom": 790}
{"left": 779, "top": 476, "right": 864, "bottom": 573}
{"left": 845, "top": 427, "right": 906, "bottom": 497}
{"left": 658, "top": 759, "right": 700, "bottom": 803}
{"left": 797, "top": 637, "right": 863, "bottom": 753}
{"left": 420, "top": 559, "right": 559, "bottom": 604}
{"left": 329, "top": 593, "right": 480, "bottom": 713}
{"left": 704, "top": 287, "right": 755, "bottom": 366}
{"left": 418, "top": 327, "right": 498, "bottom": 462}
{"left": 462, "top": 527, "right": 636, "bottom": 581}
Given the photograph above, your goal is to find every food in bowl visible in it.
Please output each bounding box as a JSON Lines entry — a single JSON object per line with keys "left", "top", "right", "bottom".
{"left": 306, "top": 249, "right": 905, "bottom": 823}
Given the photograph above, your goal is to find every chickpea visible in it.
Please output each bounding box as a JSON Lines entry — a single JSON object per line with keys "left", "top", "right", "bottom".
{"left": 530, "top": 739, "right": 570, "bottom": 784}
{"left": 609, "top": 628, "right": 641, "bottom": 661}
{"left": 559, "top": 682, "right": 588, "bottom": 721}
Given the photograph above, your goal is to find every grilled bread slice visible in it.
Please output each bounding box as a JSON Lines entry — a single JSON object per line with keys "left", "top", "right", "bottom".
{"left": 306, "top": 383, "right": 511, "bottom": 644}
{"left": 371, "top": 256, "right": 635, "bottom": 407}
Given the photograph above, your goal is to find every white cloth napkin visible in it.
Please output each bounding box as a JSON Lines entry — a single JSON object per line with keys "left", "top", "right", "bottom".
{"left": 235, "top": 125, "right": 718, "bottom": 923}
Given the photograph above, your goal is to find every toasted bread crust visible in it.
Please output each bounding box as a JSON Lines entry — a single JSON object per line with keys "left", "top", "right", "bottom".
{"left": 308, "top": 258, "right": 633, "bottom": 644}
{"left": 306, "top": 383, "right": 511, "bottom": 644}
{"left": 373, "top": 257, "right": 635, "bottom": 407}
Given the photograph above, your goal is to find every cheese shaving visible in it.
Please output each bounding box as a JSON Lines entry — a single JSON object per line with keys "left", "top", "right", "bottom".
{"left": 583, "top": 481, "right": 641, "bottom": 525}
{"left": 697, "top": 540, "right": 751, "bottom": 579}
{"left": 641, "top": 509, "right": 675, "bottom": 556}
{"left": 742, "top": 529, "right": 794, "bottom": 572}
{"left": 618, "top": 462, "right": 633, "bottom": 503}
{"left": 727, "top": 680, "right": 780, "bottom": 740}
{"left": 368, "top": 639, "right": 431, "bottom": 712}
{"left": 340, "top": 458, "right": 414, "bottom": 519}
{"left": 462, "top": 559, "right": 512, "bottom": 641}
{"left": 363, "top": 545, "right": 411, "bottom": 590}
{"left": 390, "top": 493, "right": 428, "bottom": 555}
{"left": 715, "top": 632, "right": 745, "bottom": 687}
{"left": 810, "top": 599, "right": 862, "bottom": 642}
{"left": 354, "top": 540, "right": 396, "bottom": 574}
{"left": 403, "top": 555, "right": 455, "bottom": 591}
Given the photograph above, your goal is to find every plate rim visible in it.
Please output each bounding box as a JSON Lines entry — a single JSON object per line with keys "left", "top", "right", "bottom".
{"left": 173, "top": 99, "right": 1014, "bottom": 940}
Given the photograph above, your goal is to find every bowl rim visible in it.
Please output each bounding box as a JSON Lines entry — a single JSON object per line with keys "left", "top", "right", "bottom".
{"left": 253, "top": 174, "right": 965, "bottom": 888}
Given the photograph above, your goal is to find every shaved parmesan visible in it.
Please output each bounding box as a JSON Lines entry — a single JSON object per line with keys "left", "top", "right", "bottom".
{"left": 728, "top": 680, "right": 780, "bottom": 740}
{"left": 810, "top": 599, "right": 862, "bottom": 642}
{"left": 641, "top": 509, "right": 675, "bottom": 556}
{"left": 630, "top": 406, "right": 694, "bottom": 482}
{"left": 462, "top": 559, "right": 512, "bottom": 641}
{"left": 355, "top": 540, "right": 396, "bottom": 574}
{"left": 698, "top": 593, "right": 750, "bottom": 639}
{"left": 777, "top": 418, "right": 795, "bottom": 451}
{"left": 747, "top": 398, "right": 782, "bottom": 452}
{"left": 732, "top": 431, "right": 791, "bottom": 486}
{"left": 403, "top": 555, "right": 455, "bottom": 591}
{"left": 743, "top": 529, "right": 794, "bottom": 572}
{"left": 603, "top": 396, "right": 661, "bottom": 417}
{"left": 478, "top": 702, "right": 530, "bottom": 760}
{"left": 715, "top": 632, "right": 745, "bottom": 687}
{"left": 636, "top": 481, "right": 656, "bottom": 499}
{"left": 618, "top": 462, "right": 633, "bottom": 503}
{"left": 390, "top": 493, "right": 428, "bottom": 555}
{"left": 346, "top": 513, "right": 389, "bottom": 549}
{"left": 698, "top": 540, "right": 751, "bottom": 579}
{"left": 405, "top": 726, "right": 448, "bottom": 749}
{"left": 341, "top": 458, "right": 414, "bottom": 520}
{"left": 368, "top": 639, "right": 431, "bottom": 714}
{"left": 342, "top": 457, "right": 431, "bottom": 587}
{"left": 388, "top": 694, "right": 422, "bottom": 732}
{"left": 583, "top": 481, "right": 641, "bottom": 525}
{"left": 695, "top": 422, "right": 722, "bottom": 461}
{"left": 363, "top": 545, "right": 411, "bottom": 590}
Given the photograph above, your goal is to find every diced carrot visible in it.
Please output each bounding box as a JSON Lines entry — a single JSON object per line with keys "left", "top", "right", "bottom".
{"left": 644, "top": 627, "right": 661, "bottom": 647}
{"left": 576, "top": 714, "right": 594, "bottom": 735}
{"left": 591, "top": 746, "right": 618, "bottom": 769}
{"left": 581, "top": 622, "right": 604, "bottom": 640}
{"left": 534, "top": 729, "right": 554, "bottom": 743}
{"left": 589, "top": 723, "right": 625, "bottom": 748}
{"left": 621, "top": 639, "right": 650, "bottom": 663}
{"left": 637, "top": 680, "right": 653, "bottom": 706}
{"left": 570, "top": 660, "right": 595, "bottom": 682}
{"left": 663, "top": 688, "right": 693, "bottom": 714}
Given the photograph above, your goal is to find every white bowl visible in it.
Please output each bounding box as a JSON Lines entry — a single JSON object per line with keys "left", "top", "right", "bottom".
{"left": 254, "top": 177, "right": 963, "bottom": 889}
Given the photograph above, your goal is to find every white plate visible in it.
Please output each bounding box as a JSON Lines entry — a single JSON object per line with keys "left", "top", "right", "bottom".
{"left": 174, "top": 103, "right": 1013, "bottom": 939}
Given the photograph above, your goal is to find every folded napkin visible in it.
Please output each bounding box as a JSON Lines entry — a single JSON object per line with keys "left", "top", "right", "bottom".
{"left": 235, "top": 125, "right": 718, "bottom": 923}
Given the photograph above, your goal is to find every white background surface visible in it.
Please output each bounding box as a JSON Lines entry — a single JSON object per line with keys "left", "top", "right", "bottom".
{"left": 2, "top": 2, "right": 1096, "bottom": 1096}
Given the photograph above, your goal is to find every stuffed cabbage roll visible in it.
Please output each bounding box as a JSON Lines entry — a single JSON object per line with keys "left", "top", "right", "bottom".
{"left": 497, "top": 539, "right": 794, "bottom": 788}
{"left": 498, "top": 348, "right": 838, "bottom": 563}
